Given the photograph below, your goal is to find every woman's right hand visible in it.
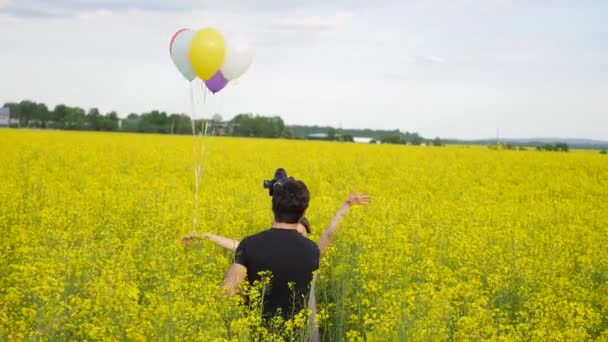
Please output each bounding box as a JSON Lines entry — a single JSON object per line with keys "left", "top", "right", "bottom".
{"left": 345, "top": 191, "right": 371, "bottom": 206}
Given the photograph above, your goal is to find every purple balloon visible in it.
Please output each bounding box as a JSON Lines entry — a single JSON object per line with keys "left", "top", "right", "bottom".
{"left": 205, "top": 71, "right": 229, "bottom": 94}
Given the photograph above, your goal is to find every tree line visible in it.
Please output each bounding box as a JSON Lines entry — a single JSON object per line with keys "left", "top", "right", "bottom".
{"left": 5, "top": 100, "right": 131, "bottom": 132}
{"left": 290, "top": 125, "right": 440, "bottom": 145}
{"left": 488, "top": 142, "right": 569, "bottom": 152}
{"left": 290, "top": 125, "right": 401, "bottom": 140}
{"left": 376, "top": 133, "right": 443, "bottom": 146}
{"left": 535, "top": 143, "right": 569, "bottom": 152}
{"left": 3, "top": 100, "right": 435, "bottom": 143}
{"left": 4, "top": 100, "right": 605, "bottom": 152}
{"left": 3, "top": 100, "right": 288, "bottom": 136}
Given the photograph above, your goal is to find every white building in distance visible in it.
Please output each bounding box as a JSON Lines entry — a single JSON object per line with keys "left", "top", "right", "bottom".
{"left": 0, "top": 107, "right": 10, "bottom": 126}
{"left": 354, "top": 137, "right": 375, "bottom": 144}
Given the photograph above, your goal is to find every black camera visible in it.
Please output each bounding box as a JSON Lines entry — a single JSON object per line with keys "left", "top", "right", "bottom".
{"left": 263, "top": 168, "right": 292, "bottom": 196}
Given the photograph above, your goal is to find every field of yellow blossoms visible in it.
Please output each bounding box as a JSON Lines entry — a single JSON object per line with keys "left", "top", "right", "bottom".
{"left": 1, "top": 129, "right": 607, "bottom": 341}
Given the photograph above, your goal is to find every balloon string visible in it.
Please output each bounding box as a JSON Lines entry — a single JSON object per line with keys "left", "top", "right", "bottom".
{"left": 197, "top": 86, "right": 207, "bottom": 228}
{"left": 190, "top": 81, "right": 196, "bottom": 135}
{"left": 203, "top": 84, "right": 208, "bottom": 104}
{"left": 200, "top": 86, "right": 207, "bottom": 190}
{"left": 218, "top": 91, "right": 224, "bottom": 121}
{"left": 190, "top": 81, "right": 200, "bottom": 231}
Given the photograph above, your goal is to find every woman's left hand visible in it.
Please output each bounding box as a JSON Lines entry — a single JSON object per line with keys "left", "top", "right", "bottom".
{"left": 181, "top": 231, "right": 204, "bottom": 245}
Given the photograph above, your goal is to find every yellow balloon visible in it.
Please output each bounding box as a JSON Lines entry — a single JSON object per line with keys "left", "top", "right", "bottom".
{"left": 188, "top": 28, "right": 226, "bottom": 80}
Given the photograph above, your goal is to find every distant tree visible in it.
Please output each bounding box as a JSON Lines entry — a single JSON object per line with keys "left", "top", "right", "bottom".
{"left": 555, "top": 142, "right": 569, "bottom": 152}
{"left": 399, "top": 131, "right": 424, "bottom": 145}
{"left": 211, "top": 113, "right": 223, "bottom": 123}
{"left": 139, "top": 110, "right": 170, "bottom": 133}
{"left": 102, "top": 111, "right": 119, "bottom": 131}
{"left": 122, "top": 113, "right": 140, "bottom": 132}
{"left": 341, "top": 134, "right": 354, "bottom": 142}
{"left": 168, "top": 113, "right": 191, "bottom": 134}
{"left": 33, "top": 103, "right": 49, "bottom": 128}
{"left": 52, "top": 104, "right": 69, "bottom": 129}
{"left": 230, "top": 114, "right": 287, "bottom": 138}
{"left": 432, "top": 137, "right": 443, "bottom": 146}
{"left": 327, "top": 127, "right": 337, "bottom": 141}
{"left": 230, "top": 114, "right": 251, "bottom": 136}
{"left": 410, "top": 136, "right": 424, "bottom": 146}
{"left": 600, "top": 149, "right": 607, "bottom": 155}
{"left": 86, "top": 108, "right": 102, "bottom": 130}
{"left": 281, "top": 127, "right": 294, "bottom": 139}
{"left": 65, "top": 107, "right": 86, "bottom": 130}
{"left": 402, "top": 131, "right": 413, "bottom": 142}
{"left": 518, "top": 146, "right": 527, "bottom": 151}
{"left": 542, "top": 143, "right": 555, "bottom": 151}
{"left": 535, "top": 143, "right": 568, "bottom": 152}
{"left": 15, "top": 100, "right": 39, "bottom": 127}
{"left": 380, "top": 135, "right": 402, "bottom": 144}
{"left": 370, "top": 139, "right": 377, "bottom": 144}
{"left": 272, "top": 116, "right": 286, "bottom": 138}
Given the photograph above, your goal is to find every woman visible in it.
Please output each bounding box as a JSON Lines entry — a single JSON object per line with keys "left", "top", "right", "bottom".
{"left": 181, "top": 191, "right": 371, "bottom": 340}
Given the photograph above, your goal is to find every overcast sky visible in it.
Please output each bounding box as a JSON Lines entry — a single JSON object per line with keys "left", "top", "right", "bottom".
{"left": 1, "top": 0, "right": 607, "bottom": 139}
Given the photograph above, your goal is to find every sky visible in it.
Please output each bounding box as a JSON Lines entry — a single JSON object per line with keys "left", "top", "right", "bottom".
{"left": 0, "top": 0, "right": 607, "bottom": 140}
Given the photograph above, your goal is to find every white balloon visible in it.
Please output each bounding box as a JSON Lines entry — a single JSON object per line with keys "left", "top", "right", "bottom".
{"left": 170, "top": 29, "right": 197, "bottom": 81}
{"left": 220, "top": 39, "right": 254, "bottom": 80}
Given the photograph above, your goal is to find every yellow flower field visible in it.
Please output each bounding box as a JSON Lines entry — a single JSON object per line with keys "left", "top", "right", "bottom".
{"left": 1, "top": 129, "right": 607, "bottom": 341}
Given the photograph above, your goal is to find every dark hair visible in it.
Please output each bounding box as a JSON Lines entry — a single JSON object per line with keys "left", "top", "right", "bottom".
{"left": 272, "top": 179, "right": 310, "bottom": 223}
{"left": 299, "top": 216, "right": 311, "bottom": 234}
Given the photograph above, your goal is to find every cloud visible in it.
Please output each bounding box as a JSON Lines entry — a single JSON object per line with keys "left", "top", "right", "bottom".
{"left": 0, "top": 0, "right": 405, "bottom": 18}
{"left": 269, "top": 11, "right": 353, "bottom": 33}
{"left": 412, "top": 55, "right": 446, "bottom": 64}
{"left": 0, "top": 0, "right": 191, "bottom": 17}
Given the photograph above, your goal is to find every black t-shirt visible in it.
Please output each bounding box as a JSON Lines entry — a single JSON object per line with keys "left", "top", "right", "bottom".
{"left": 235, "top": 228, "right": 320, "bottom": 318}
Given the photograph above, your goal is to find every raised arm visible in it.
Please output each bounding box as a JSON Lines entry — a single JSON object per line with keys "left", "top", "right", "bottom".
{"left": 318, "top": 192, "right": 370, "bottom": 256}
{"left": 181, "top": 232, "right": 240, "bottom": 252}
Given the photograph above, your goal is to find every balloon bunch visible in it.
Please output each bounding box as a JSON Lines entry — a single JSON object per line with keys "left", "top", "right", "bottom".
{"left": 170, "top": 27, "right": 253, "bottom": 93}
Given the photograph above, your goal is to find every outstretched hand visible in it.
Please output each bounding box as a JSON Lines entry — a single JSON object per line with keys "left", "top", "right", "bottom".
{"left": 181, "top": 231, "right": 207, "bottom": 245}
{"left": 345, "top": 191, "right": 371, "bottom": 206}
